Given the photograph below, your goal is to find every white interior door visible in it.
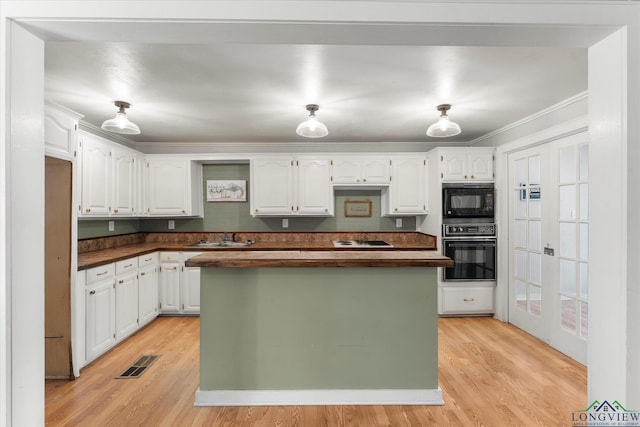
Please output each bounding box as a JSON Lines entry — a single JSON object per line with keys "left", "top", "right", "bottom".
{"left": 549, "top": 135, "right": 589, "bottom": 363}
{"left": 507, "top": 133, "right": 588, "bottom": 364}
{"left": 508, "top": 145, "right": 551, "bottom": 340}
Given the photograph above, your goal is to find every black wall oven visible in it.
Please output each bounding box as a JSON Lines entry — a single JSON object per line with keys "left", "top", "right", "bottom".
{"left": 442, "top": 183, "right": 495, "bottom": 219}
{"left": 442, "top": 223, "right": 496, "bottom": 282}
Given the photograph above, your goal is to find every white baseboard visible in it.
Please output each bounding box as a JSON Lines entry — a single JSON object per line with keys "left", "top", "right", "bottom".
{"left": 194, "top": 388, "right": 444, "bottom": 406}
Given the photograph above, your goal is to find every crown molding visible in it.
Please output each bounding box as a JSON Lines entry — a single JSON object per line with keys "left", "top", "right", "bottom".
{"left": 78, "top": 121, "right": 138, "bottom": 149}
{"left": 468, "top": 91, "right": 588, "bottom": 146}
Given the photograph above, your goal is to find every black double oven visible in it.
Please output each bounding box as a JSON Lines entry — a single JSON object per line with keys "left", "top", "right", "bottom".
{"left": 442, "top": 183, "right": 496, "bottom": 282}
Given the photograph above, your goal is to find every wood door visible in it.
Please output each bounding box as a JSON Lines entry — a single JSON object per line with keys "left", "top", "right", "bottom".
{"left": 45, "top": 156, "right": 73, "bottom": 378}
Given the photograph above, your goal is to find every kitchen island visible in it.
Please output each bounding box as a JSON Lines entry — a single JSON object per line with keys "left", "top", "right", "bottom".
{"left": 185, "top": 249, "right": 452, "bottom": 406}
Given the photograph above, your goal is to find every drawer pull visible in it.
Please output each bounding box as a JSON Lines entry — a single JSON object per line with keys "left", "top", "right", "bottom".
{"left": 144, "top": 257, "right": 152, "bottom": 262}
{"left": 89, "top": 290, "right": 96, "bottom": 295}
{"left": 85, "top": 207, "right": 91, "bottom": 213}
{"left": 124, "top": 263, "right": 133, "bottom": 268}
{"left": 140, "top": 272, "right": 146, "bottom": 276}
{"left": 114, "top": 208, "right": 119, "bottom": 213}
{"left": 119, "top": 279, "right": 125, "bottom": 284}
{"left": 96, "top": 270, "right": 109, "bottom": 276}
{"left": 463, "top": 298, "right": 476, "bottom": 302}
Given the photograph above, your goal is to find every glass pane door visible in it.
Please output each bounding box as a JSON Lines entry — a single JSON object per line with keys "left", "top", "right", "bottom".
{"left": 550, "top": 139, "right": 588, "bottom": 363}
{"left": 508, "top": 146, "right": 549, "bottom": 340}
{"left": 508, "top": 133, "right": 588, "bottom": 364}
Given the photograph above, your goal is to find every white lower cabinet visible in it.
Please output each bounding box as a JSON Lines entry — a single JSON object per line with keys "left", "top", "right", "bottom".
{"left": 138, "top": 253, "right": 159, "bottom": 327}
{"left": 85, "top": 264, "right": 116, "bottom": 362}
{"left": 114, "top": 258, "right": 139, "bottom": 342}
{"left": 84, "top": 253, "right": 161, "bottom": 365}
{"left": 438, "top": 286, "right": 495, "bottom": 315}
{"left": 158, "top": 252, "right": 201, "bottom": 315}
{"left": 182, "top": 263, "right": 201, "bottom": 314}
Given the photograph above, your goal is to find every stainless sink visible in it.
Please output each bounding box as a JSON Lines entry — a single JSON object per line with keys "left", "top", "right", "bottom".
{"left": 189, "top": 240, "right": 252, "bottom": 248}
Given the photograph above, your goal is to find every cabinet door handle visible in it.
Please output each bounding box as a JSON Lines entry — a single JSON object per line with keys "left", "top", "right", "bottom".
{"left": 463, "top": 298, "right": 475, "bottom": 302}
{"left": 97, "top": 270, "right": 109, "bottom": 276}
{"left": 89, "top": 290, "right": 96, "bottom": 295}
{"left": 181, "top": 209, "right": 186, "bottom": 214}
{"left": 85, "top": 208, "right": 91, "bottom": 213}
{"left": 119, "top": 279, "right": 125, "bottom": 284}
{"left": 471, "top": 175, "right": 475, "bottom": 179}
{"left": 172, "top": 266, "right": 178, "bottom": 270}
{"left": 140, "top": 272, "right": 146, "bottom": 276}
{"left": 363, "top": 178, "right": 367, "bottom": 182}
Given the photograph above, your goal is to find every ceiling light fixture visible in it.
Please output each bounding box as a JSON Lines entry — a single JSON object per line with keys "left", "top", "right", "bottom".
{"left": 296, "top": 104, "right": 328, "bottom": 138}
{"left": 426, "top": 104, "right": 461, "bottom": 138}
{"left": 101, "top": 101, "right": 141, "bottom": 135}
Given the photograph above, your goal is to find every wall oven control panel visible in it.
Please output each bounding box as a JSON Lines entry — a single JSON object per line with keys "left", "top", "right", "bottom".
{"left": 443, "top": 223, "right": 496, "bottom": 238}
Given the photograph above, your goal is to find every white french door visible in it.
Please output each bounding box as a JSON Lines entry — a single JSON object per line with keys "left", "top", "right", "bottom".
{"left": 507, "top": 132, "right": 588, "bottom": 364}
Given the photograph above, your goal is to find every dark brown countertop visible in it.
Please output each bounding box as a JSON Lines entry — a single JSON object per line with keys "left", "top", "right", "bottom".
{"left": 77, "top": 231, "right": 442, "bottom": 270}
{"left": 184, "top": 250, "right": 453, "bottom": 268}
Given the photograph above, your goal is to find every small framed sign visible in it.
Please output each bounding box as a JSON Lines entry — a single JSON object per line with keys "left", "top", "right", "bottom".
{"left": 344, "top": 199, "right": 372, "bottom": 217}
{"left": 206, "top": 180, "right": 246, "bottom": 202}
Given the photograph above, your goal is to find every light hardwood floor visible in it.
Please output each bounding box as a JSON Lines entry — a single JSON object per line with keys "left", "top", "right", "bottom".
{"left": 45, "top": 316, "right": 586, "bottom": 426}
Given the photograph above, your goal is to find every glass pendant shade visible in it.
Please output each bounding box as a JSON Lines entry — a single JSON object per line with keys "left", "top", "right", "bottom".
{"left": 101, "top": 101, "right": 141, "bottom": 135}
{"left": 296, "top": 104, "right": 328, "bottom": 138}
{"left": 426, "top": 104, "right": 461, "bottom": 138}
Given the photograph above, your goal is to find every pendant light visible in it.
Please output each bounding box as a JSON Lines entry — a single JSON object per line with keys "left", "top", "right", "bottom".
{"left": 296, "top": 104, "right": 328, "bottom": 138}
{"left": 101, "top": 101, "right": 141, "bottom": 135}
{"left": 426, "top": 104, "right": 461, "bottom": 138}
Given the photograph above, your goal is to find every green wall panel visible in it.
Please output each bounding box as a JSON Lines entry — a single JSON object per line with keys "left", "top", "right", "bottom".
{"left": 77, "top": 219, "right": 140, "bottom": 239}
{"left": 199, "top": 267, "right": 438, "bottom": 391}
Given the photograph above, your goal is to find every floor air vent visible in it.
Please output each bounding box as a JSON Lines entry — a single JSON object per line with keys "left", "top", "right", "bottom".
{"left": 116, "top": 355, "right": 160, "bottom": 379}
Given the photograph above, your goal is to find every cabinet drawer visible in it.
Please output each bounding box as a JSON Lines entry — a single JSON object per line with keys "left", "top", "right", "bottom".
{"left": 115, "top": 258, "right": 138, "bottom": 275}
{"left": 159, "top": 252, "right": 181, "bottom": 262}
{"left": 440, "top": 286, "right": 494, "bottom": 315}
{"left": 86, "top": 263, "right": 115, "bottom": 284}
{"left": 138, "top": 252, "right": 158, "bottom": 268}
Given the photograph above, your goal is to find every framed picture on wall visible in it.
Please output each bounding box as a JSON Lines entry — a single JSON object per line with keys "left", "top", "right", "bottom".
{"left": 344, "top": 199, "right": 372, "bottom": 217}
{"left": 206, "top": 180, "right": 247, "bottom": 202}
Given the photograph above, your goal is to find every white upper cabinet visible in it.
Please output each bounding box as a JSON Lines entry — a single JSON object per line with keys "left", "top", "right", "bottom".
{"left": 44, "top": 103, "right": 82, "bottom": 161}
{"left": 385, "top": 156, "right": 427, "bottom": 215}
{"left": 78, "top": 130, "right": 146, "bottom": 218}
{"left": 134, "top": 154, "right": 147, "bottom": 216}
{"left": 112, "top": 145, "right": 136, "bottom": 216}
{"left": 439, "top": 149, "right": 494, "bottom": 182}
{"left": 79, "top": 132, "right": 112, "bottom": 216}
{"left": 250, "top": 158, "right": 294, "bottom": 215}
{"left": 296, "top": 158, "right": 333, "bottom": 215}
{"left": 146, "top": 158, "right": 203, "bottom": 217}
{"left": 251, "top": 157, "right": 333, "bottom": 216}
{"left": 331, "top": 156, "right": 390, "bottom": 185}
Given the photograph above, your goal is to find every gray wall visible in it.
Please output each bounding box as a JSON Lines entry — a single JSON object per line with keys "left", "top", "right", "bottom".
{"left": 78, "top": 163, "right": 415, "bottom": 238}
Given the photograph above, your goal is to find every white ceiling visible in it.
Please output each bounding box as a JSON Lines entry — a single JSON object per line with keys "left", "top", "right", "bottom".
{"left": 44, "top": 38, "right": 588, "bottom": 146}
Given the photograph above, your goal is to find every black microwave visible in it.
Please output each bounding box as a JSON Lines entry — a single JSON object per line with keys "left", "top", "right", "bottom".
{"left": 442, "top": 183, "right": 495, "bottom": 219}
